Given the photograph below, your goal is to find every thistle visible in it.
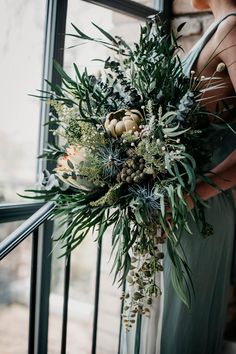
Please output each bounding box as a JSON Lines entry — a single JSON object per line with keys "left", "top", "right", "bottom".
{"left": 97, "top": 145, "right": 124, "bottom": 179}
{"left": 129, "top": 185, "right": 162, "bottom": 223}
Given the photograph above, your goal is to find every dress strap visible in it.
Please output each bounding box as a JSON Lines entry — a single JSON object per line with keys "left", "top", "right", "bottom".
{"left": 182, "top": 12, "right": 236, "bottom": 77}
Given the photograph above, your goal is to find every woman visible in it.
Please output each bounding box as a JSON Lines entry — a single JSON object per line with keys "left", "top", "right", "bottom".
{"left": 121, "top": 1, "right": 236, "bottom": 353}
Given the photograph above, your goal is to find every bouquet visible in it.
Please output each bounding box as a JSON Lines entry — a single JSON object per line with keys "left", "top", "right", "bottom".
{"left": 27, "top": 15, "right": 228, "bottom": 328}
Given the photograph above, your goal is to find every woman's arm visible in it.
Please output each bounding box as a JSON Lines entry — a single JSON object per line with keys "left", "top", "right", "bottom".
{"left": 215, "top": 17, "right": 236, "bottom": 91}
{"left": 189, "top": 19, "right": 236, "bottom": 206}
{"left": 185, "top": 149, "right": 236, "bottom": 209}
{"left": 195, "top": 149, "right": 236, "bottom": 201}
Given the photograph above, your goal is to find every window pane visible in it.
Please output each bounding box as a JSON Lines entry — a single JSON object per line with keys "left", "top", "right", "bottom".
{"left": 0, "top": 0, "right": 47, "bottom": 203}
{"left": 0, "top": 222, "right": 32, "bottom": 354}
{"left": 137, "top": 0, "right": 156, "bottom": 6}
{"left": 64, "top": 0, "right": 145, "bottom": 78}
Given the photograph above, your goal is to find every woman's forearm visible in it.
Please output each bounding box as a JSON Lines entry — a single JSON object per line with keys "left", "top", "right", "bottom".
{"left": 196, "top": 149, "right": 236, "bottom": 201}
{"left": 185, "top": 149, "right": 236, "bottom": 208}
{"left": 196, "top": 163, "right": 236, "bottom": 201}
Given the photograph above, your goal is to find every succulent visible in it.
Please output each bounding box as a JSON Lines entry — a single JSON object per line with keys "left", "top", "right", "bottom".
{"left": 175, "top": 91, "right": 195, "bottom": 124}
{"left": 104, "top": 109, "right": 143, "bottom": 137}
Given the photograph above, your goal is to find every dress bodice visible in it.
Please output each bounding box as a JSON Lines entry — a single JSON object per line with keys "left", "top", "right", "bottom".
{"left": 182, "top": 13, "right": 236, "bottom": 76}
{"left": 182, "top": 13, "right": 236, "bottom": 171}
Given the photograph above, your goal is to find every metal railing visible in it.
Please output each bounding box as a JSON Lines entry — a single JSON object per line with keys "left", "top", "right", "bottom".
{"left": 0, "top": 202, "right": 55, "bottom": 354}
{"left": 0, "top": 201, "right": 106, "bottom": 354}
{"left": 0, "top": 202, "right": 55, "bottom": 260}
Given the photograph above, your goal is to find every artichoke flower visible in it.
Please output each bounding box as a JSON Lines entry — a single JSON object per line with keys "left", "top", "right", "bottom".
{"left": 105, "top": 109, "right": 143, "bottom": 137}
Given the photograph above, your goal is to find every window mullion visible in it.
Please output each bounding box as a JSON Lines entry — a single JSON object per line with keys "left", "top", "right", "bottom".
{"left": 37, "top": 0, "right": 68, "bottom": 177}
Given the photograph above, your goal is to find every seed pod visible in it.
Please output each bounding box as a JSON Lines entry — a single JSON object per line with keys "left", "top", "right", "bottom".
{"left": 139, "top": 164, "right": 145, "bottom": 171}
{"left": 126, "top": 168, "right": 133, "bottom": 175}
{"left": 126, "top": 176, "right": 132, "bottom": 183}
{"left": 133, "top": 176, "right": 141, "bottom": 183}
{"left": 216, "top": 62, "right": 226, "bottom": 72}
{"left": 157, "top": 252, "right": 164, "bottom": 259}
{"left": 133, "top": 292, "right": 143, "bottom": 300}
{"left": 127, "top": 276, "right": 133, "bottom": 283}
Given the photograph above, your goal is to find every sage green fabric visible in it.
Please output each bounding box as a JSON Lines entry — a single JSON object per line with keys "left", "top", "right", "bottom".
{"left": 182, "top": 13, "right": 236, "bottom": 172}
{"left": 161, "top": 192, "right": 236, "bottom": 354}
{"left": 161, "top": 13, "right": 236, "bottom": 354}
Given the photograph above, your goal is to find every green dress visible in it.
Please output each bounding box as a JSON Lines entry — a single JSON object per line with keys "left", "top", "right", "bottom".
{"left": 120, "top": 13, "right": 236, "bottom": 354}
{"left": 161, "top": 13, "right": 236, "bottom": 354}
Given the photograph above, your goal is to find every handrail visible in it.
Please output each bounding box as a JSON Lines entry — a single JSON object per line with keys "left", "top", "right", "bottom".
{"left": 0, "top": 201, "right": 56, "bottom": 260}
{"left": 0, "top": 202, "right": 45, "bottom": 223}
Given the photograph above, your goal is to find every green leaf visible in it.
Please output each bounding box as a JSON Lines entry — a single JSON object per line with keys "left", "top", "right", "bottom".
{"left": 54, "top": 61, "right": 76, "bottom": 85}
{"left": 176, "top": 185, "right": 187, "bottom": 206}
{"left": 92, "top": 22, "right": 119, "bottom": 45}
{"left": 85, "top": 90, "right": 93, "bottom": 115}
{"left": 171, "top": 267, "right": 190, "bottom": 308}
{"left": 160, "top": 194, "right": 166, "bottom": 218}
{"left": 162, "top": 123, "right": 180, "bottom": 134}
{"left": 173, "top": 162, "right": 185, "bottom": 187}
{"left": 71, "top": 23, "right": 95, "bottom": 41}
{"left": 177, "top": 22, "right": 186, "bottom": 33}
{"left": 164, "top": 155, "right": 174, "bottom": 176}
{"left": 166, "top": 128, "right": 190, "bottom": 137}
{"left": 180, "top": 161, "right": 196, "bottom": 192}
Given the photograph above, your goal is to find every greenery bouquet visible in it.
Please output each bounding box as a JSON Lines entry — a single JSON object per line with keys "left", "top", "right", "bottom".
{"left": 27, "top": 15, "right": 226, "bottom": 327}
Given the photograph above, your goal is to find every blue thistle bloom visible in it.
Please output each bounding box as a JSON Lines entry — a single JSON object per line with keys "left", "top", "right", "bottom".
{"left": 97, "top": 145, "right": 124, "bottom": 179}
{"left": 129, "top": 185, "right": 162, "bottom": 221}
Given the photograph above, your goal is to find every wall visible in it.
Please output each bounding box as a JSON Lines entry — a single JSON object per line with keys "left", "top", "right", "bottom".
{"left": 172, "top": 0, "right": 213, "bottom": 55}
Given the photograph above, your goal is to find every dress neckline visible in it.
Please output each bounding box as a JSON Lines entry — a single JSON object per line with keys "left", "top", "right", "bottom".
{"left": 182, "top": 12, "right": 236, "bottom": 76}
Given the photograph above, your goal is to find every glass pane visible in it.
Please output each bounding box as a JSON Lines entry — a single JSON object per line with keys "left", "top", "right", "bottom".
{"left": 0, "top": 0, "right": 47, "bottom": 203}
{"left": 64, "top": 0, "right": 145, "bottom": 78}
{"left": 0, "top": 223, "right": 32, "bottom": 354}
{"left": 48, "top": 221, "right": 97, "bottom": 354}
{"left": 47, "top": 3, "right": 146, "bottom": 353}
{"left": 47, "top": 235, "right": 63, "bottom": 354}
{"left": 137, "top": 0, "right": 155, "bottom": 6}
{"left": 96, "top": 232, "right": 122, "bottom": 354}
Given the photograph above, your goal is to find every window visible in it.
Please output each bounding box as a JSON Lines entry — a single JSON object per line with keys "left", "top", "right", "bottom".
{"left": 0, "top": 2, "right": 171, "bottom": 354}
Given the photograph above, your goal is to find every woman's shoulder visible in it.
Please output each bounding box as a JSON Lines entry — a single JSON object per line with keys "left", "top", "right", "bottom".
{"left": 214, "top": 14, "right": 236, "bottom": 46}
